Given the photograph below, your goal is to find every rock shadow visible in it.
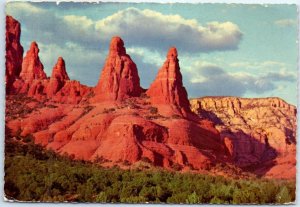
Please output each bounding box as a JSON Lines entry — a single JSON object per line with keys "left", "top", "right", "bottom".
{"left": 223, "top": 130, "right": 278, "bottom": 177}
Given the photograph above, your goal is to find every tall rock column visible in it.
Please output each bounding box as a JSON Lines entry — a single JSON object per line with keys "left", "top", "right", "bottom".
{"left": 146, "top": 47, "right": 191, "bottom": 116}
{"left": 20, "top": 41, "right": 47, "bottom": 81}
{"left": 47, "top": 57, "right": 70, "bottom": 96}
{"left": 93, "top": 36, "right": 142, "bottom": 102}
{"left": 5, "top": 15, "right": 24, "bottom": 94}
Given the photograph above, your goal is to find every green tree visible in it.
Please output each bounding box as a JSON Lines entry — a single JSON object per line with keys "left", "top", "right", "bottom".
{"left": 276, "top": 186, "right": 292, "bottom": 204}
{"left": 186, "top": 191, "right": 199, "bottom": 204}
{"left": 95, "top": 192, "right": 108, "bottom": 202}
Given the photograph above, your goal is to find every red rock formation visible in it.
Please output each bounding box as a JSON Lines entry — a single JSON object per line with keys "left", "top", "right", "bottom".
{"left": 6, "top": 98, "right": 225, "bottom": 170}
{"left": 5, "top": 15, "right": 24, "bottom": 94}
{"left": 47, "top": 57, "right": 70, "bottom": 96}
{"left": 146, "top": 47, "right": 191, "bottom": 117}
{"left": 93, "top": 36, "right": 142, "bottom": 102}
{"left": 53, "top": 80, "right": 91, "bottom": 104}
{"left": 190, "top": 96, "right": 296, "bottom": 178}
{"left": 5, "top": 15, "right": 295, "bottom": 179}
{"left": 20, "top": 41, "right": 47, "bottom": 81}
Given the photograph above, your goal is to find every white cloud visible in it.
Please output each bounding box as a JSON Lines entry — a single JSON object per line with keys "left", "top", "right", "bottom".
{"left": 127, "top": 47, "right": 164, "bottom": 68}
{"left": 6, "top": 1, "right": 42, "bottom": 14}
{"left": 229, "top": 60, "right": 288, "bottom": 72}
{"left": 37, "top": 42, "right": 104, "bottom": 86}
{"left": 186, "top": 61, "right": 296, "bottom": 98}
{"left": 274, "top": 19, "right": 297, "bottom": 27}
{"left": 7, "top": 3, "right": 243, "bottom": 53}
{"left": 94, "top": 8, "right": 243, "bottom": 52}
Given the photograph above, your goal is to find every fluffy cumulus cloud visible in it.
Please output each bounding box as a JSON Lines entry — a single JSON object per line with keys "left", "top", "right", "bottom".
{"left": 94, "top": 8, "right": 243, "bottom": 52}
{"left": 186, "top": 61, "right": 296, "bottom": 98}
{"left": 6, "top": 2, "right": 102, "bottom": 51}
{"left": 7, "top": 2, "right": 243, "bottom": 53}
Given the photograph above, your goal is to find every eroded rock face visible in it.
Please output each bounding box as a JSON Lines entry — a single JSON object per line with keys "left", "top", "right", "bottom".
{"left": 20, "top": 42, "right": 47, "bottom": 81}
{"left": 93, "top": 36, "right": 142, "bottom": 102}
{"left": 190, "top": 97, "right": 296, "bottom": 178}
{"left": 147, "top": 47, "right": 191, "bottom": 117}
{"left": 52, "top": 80, "right": 91, "bottom": 104}
{"left": 7, "top": 98, "right": 226, "bottom": 171}
{"left": 5, "top": 16, "right": 24, "bottom": 94}
{"left": 47, "top": 57, "right": 70, "bottom": 96}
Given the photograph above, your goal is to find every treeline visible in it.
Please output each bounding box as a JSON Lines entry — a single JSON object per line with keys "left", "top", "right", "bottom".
{"left": 5, "top": 140, "right": 295, "bottom": 204}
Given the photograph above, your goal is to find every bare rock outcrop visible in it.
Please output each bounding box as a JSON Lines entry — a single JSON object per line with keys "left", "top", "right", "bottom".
{"left": 20, "top": 42, "right": 47, "bottom": 81}
{"left": 147, "top": 47, "right": 191, "bottom": 117}
{"left": 93, "top": 36, "right": 142, "bottom": 102}
{"left": 5, "top": 15, "right": 24, "bottom": 94}
{"left": 47, "top": 57, "right": 70, "bottom": 96}
{"left": 190, "top": 96, "right": 296, "bottom": 178}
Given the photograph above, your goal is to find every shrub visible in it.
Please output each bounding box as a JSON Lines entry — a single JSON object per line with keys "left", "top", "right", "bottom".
{"left": 128, "top": 102, "right": 140, "bottom": 109}
{"left": 46, "top": 104, "right": 57, "bottom": 108}
{"left": 84, "top": 105, "right": 95, "bottom": 113}
{"left": 140, "top": 93, "right": 150, "bottom": 99}
{"left": 131, "top": 112, "right": 139, "bottom": 116}
{"left": 171, "top": 114, "right": 181, "bottom": 119}
{"left": 123, "top": 160, "right": 131, "bottom": 166}
{"left": 171, "top": 163, "right": 183, "bottom": 171}
{"left": 4, "top": 140, "right": 296, "bottom": 204}
{"left": 22, "top": 134, "right": 33, "bottom": 143}
{"left": 86, "top": 91, "right": 95, "bottom": 98}
{"left": 149, "top": 107, "right": 158, "bottom": 114}
{"left": 94, "top": 155, "right": 108, "bottom": 164}
{"left": 103, "top": 108, "right": 116, "bottom": 113}
{"left": 140, "top": 157, "right": 152, "bottom": 164}
{"left": 276, "top": 186, "right": 292, "bottom": 204}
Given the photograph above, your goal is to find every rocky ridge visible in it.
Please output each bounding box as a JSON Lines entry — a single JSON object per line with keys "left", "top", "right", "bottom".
{"left": 9, "top": 38, "right": 90, "bottom": 103}
{"left": 190, "top": 97, "right": 296, "bottom": 179}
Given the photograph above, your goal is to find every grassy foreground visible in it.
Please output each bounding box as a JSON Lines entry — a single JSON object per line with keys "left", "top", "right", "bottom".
{"left": 4, "top": 140, "right": 295, "bottom": 204}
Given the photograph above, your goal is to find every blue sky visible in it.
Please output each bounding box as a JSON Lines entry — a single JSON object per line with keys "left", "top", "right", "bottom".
{"left": 6, "top": 2, "right": 298, "bottom": 105}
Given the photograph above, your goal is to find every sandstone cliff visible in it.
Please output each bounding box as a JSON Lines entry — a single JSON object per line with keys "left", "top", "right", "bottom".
{"left": 190, "top": 96, "right": 296, "bottom": 178}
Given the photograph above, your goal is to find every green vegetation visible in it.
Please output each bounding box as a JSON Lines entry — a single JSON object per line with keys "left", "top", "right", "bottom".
{"left": 149, "top": 106, "right": 158, "bottom": 114}
{"left": 139, "top": 92, "right": 150, "bottom": 99}
{"left": 5, "top": 140, "right": 295, "bottom": 203}
{"left": 171, "top": 114, "right": 182, "bottom": 119}
{"left": 102, "top": 108, "right": 116, "bottom": 113}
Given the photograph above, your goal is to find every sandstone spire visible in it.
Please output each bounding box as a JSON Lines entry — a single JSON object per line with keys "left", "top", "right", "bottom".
{"left": 146, "top": 47, "right": 191, "bottom": 116}
{"left": 47, "top": 57, "right": 70, "bottom": 96}
{"left": 5, "top": 15, "right": 24, "bottom": 93}
{"left": 20, "top": 41, "right": 47, "bottom": 81}
{"left": 93, "top": 36, "right": 142, "bottom": 101}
